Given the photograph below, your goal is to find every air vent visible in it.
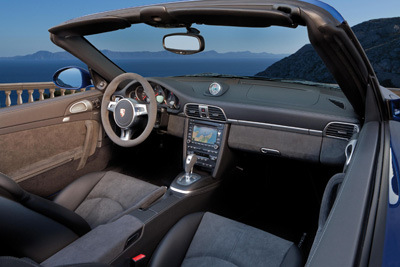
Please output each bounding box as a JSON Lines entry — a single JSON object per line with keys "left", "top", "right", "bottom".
{"left": 329, "top": 99, "right": 345, "bottom": 109}
{"left": 208, "top": 106, "right": 227, "bottom": 121}
{"left": 324, "top": 122, "right": 359, "bottom": 140}
{"left": 185, "top": 104, "right": 200, "bottom": 118}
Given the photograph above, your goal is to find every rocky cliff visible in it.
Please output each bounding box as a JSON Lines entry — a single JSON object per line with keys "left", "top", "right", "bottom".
{"left": 256, "top": 17, "right": 400, "bottom": 88}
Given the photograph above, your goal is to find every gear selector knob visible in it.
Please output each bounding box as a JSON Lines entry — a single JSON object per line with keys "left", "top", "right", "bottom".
{"left": 185, "top": 154, "right": 197, "bottom": 175}
{"left": 176, "top": 154, "right": 201, "bottom": 186}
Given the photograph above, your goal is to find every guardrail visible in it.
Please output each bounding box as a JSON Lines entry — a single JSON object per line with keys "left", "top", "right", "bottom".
{"left": 0, "top": 82, "right": 92, "bottom": 108}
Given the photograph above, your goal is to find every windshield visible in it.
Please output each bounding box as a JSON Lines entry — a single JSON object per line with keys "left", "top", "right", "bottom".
{"left": 86, "top": 24, "right": 339, "bottom": 85}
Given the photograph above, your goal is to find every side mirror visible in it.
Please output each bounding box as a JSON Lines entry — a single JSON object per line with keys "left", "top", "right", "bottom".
{"left": 163, "top": 33, "right": 205, "bottom": 55}
{"left": 53, "top": 67, "right": 92, "bottom": 89}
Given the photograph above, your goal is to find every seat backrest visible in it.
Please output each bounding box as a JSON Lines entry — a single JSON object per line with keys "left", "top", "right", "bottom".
{"left": 0, "top": 173, "right": 90, "bottom": 262}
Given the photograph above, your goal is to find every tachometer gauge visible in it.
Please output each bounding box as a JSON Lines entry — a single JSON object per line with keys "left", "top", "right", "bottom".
{"left": 135, "top": 86, "right": 150, "bottom": 103}
{"left": 128, "top": 91, "right": 135, "bottom": 99}
{"left": 154, "top": 85, "right": 165, "bottom": 104}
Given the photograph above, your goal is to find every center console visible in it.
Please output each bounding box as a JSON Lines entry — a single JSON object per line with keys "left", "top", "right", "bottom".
{"left": 186, "top": 119, "right": 225, "bottom": 172}
{"left": 171, "top": 105, "right": 233, "bottom": 193}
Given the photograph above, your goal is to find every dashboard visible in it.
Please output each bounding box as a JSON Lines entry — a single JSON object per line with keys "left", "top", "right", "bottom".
{"left": 113, "top": 76, "right": 361, "bottom": 166}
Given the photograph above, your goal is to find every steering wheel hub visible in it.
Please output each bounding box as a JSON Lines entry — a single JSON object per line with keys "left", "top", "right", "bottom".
{"left": 114, "top": 99, "right": 137, "bottom": 129}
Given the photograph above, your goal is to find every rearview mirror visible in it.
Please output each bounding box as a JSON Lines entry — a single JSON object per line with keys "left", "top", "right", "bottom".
{"left": 53, "top": 67, "right": 92, "bottom": 89}
{"left": 163, "top": 33, "right": 205, "bottom": 55}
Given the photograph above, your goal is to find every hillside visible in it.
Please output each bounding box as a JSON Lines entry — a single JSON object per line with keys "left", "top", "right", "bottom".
{"left": 256, "top": 17, "right": 400, "bottom": 88}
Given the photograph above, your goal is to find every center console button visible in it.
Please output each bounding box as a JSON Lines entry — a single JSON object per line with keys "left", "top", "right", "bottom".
{"left": 213, "top": 144, "right": 219, "bottom": 150}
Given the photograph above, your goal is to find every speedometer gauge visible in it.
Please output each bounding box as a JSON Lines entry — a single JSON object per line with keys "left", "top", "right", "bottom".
{"left": 135, "top": 86, "right": 149, "bottom": 103}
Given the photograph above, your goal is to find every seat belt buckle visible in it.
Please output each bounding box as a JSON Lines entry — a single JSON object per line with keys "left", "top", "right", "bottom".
{"left": 131, "top": 254, "right": 146, "bottom": 267}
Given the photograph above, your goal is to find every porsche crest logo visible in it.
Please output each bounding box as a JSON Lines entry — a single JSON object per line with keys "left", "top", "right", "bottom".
{"left": 120, "top": 108, "right": 126, "bottom": 118}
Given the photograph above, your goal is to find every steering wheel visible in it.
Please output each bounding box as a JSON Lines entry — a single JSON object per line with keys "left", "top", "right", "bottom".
{"left": 101, "top": 73, "right": 157, "bottom": 147}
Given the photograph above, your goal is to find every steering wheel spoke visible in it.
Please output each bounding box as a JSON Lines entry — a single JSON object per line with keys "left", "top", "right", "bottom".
{"left": 120, "top": 129, "right": 133, "bottom": 141}
{"left": 134, "top": 103, "right": 148, "bottom": 116}
{"left": 107, "top": 101, "right": 117, "bottom": 112}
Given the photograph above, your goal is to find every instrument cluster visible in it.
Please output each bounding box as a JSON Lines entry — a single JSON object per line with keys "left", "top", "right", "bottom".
{"left": 128, "top": 82, "right": 180, "bottom": 110}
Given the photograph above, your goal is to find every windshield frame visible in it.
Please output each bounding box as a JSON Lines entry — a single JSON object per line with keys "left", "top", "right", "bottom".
{"left": 49, "top": 0, "right": 379, "bottom": 117}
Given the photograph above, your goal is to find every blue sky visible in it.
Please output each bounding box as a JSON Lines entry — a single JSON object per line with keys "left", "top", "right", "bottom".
{"left": 0, "top": 0, "right": 399, "bottom": 57}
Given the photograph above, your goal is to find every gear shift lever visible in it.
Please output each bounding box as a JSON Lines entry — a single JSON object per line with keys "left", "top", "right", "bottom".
{"left": 185, "top": 154, "right": 197, "bottom": 178}
{"left": 177, "top": 154, "right": 201, "bottom": 186}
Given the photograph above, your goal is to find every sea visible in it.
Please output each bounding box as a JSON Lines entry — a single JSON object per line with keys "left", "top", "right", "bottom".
{"left": 0, "top": 58, "right": 277, "bottom": 107}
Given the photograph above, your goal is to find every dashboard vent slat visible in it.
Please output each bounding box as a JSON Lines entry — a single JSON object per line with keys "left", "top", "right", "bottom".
{"left": 185, "top": 104, "right": 200, "bottom": 118}
{"left": 208, "top": 106, "right": 226, "bottom": 121}
{"left": 185, "top": 104, "right": 227, "bottom": 122}
{"left": 324, "top": 123, "right": 359, "bottom": 140}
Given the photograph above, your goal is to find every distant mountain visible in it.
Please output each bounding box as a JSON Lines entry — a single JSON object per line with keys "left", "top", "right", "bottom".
{"left": 256, "top": 17, "right": 400, "bottom": 88}
{"left": 2, "top": 50, "right": 77, "bottom": 60}
{"left": 0, "top": 50, "right": 287, "bottom": 60}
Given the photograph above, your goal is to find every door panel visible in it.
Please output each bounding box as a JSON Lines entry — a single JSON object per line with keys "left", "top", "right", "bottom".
{"left": 0, "top": 90, "right": 110, "bottom": 196}
{"left": 0, "top": 120, "right": 99, "bottom": 182}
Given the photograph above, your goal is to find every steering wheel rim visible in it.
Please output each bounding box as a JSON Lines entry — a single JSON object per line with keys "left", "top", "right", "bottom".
{"left": 101, "top": 72, "right": 157, "bottom": 147}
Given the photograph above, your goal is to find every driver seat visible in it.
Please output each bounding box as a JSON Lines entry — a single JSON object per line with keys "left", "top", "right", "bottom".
{"left": 0, "top": 171, "right": 166, "bottom": 262}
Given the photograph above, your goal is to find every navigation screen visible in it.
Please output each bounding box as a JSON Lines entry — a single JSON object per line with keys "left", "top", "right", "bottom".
{"left": 192, "top": 125, "right": 218, "bottom": 144}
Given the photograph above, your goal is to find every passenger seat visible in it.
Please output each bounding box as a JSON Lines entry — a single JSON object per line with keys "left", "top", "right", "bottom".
{"left": 149, "top": 212, "right": 303, "bottom": 267}
{"left": 149, "top": 173, "right": 346, "bottom": 267}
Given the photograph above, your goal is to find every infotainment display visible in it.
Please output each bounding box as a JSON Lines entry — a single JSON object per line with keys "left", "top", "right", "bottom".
{"left": 192, "top": 125, "right": 218, "bottom": 144}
